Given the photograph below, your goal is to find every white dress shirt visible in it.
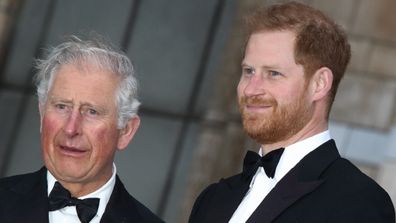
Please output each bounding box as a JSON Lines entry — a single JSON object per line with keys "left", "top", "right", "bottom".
{"left": 229, "top": 131, "right": 331, "bottom": 223}
{"left": 47, "top": 164, "right": 117, "bottom": 223}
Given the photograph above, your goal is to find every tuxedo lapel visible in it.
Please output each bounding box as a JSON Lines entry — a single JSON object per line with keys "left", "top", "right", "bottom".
{"left": 100, "top": 175, "right": 141, "bottom": 223}
{"left": 6, "top": 167, "right": 49, "bottom": 223}
{"left": 247, "top": 170, "right": 324, "bottom": 223}
{"left": 247, "top": 140, "right": 340, "bottom": 223}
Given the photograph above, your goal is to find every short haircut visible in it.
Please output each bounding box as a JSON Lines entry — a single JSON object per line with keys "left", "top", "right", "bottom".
{"left": 34, "top": 35, "right": 140, "bottom": 129}
{"left": 245, "top": 1, "right": 351, "bottom": 109}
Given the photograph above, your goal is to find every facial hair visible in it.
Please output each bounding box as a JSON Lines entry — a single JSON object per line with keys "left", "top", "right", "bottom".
{"left": 239, "top": 91, "right": 312, "bottom": 145}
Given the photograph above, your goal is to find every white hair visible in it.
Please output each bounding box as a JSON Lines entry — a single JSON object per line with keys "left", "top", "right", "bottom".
{"left": 34, "top": 35, "right": 140, "bottom": 129}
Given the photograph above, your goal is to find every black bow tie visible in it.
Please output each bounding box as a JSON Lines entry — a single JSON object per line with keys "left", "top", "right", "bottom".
{"left": 243, "top": 148, "right": 285, "bottom": 180}
{"left": 48, "top": 181, "right": 100, "bottom": 223}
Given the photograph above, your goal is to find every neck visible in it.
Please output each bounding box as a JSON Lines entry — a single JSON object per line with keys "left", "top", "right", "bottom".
{"left": 57, "top": 170, "right": 112, "bottom": 197}
{"left": 262, "top": 118, "right": 328, "bottom": 154}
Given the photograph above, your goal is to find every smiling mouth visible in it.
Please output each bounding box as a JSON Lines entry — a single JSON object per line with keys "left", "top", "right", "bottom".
{"left": 246, "top": 104, "right": 271, "bottom": 108}
{"left": 245, "top": 104, "right": 272, "bottom": 111}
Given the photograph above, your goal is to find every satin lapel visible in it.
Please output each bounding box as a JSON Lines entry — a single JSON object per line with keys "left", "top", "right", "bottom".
{"left": 247, "top": 140, "right": 340, "bottom": 223}
{"left": 247, "top": 170, "right": 323, "bottom": 223}
{"left": 100, "top": 176, "right": 141, "bottom": 223}
{"left": 9, "top": 167, "right": 49, "bottom": 223}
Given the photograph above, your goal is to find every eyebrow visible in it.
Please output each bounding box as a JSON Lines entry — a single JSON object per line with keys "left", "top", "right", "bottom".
{"left": 241, "top": 62, "right": 250, "bottom": 67}
{"left": 241, "top": 62, "right": 281, "bottom": 70}
{"left": 262, "top": 65, "right": 281, "bottom": 70}
{"left": 49, "top": 97, "right": 102, "bottom": 109}
{"left": 48, "top": 97, "right": 73, "bottom": 104}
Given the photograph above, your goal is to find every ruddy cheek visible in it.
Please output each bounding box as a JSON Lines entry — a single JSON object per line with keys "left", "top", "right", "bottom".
{"left": 41, "top": 117, "right": 62, "bottom": 147}
{"left": 40, "top": 117, "right": 60, "bottom": 163}
{"left": 94, "top": 127, "right": 118, "bottom": 153}
{"left": 95, "top": 128, "right": 110, "bottom": 145}
{"left": 42, "top": 117, "right": 59, "bottom": 134}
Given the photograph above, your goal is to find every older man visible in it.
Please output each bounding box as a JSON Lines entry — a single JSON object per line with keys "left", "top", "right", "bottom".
{"left": 189, "top": 2, "right": 395, "bottom": 223}
{"left": 0, "top": 36, "right": 163, "bottom": 223}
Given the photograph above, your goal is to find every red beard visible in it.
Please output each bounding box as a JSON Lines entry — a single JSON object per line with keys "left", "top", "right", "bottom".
{"left": 239, "top": 93, "right": 312, "bottom": 145}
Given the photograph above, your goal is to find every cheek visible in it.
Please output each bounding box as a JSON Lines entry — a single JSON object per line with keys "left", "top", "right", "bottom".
{"left": 237, "top": 82, "right": 245, "bottom": 97}
{"left": 95, "top": 128, "right": 109, "bottom": 142}
{"left": 91, "top": 126, "right": 119, "bottom": 153}
{"left": 41, "top": 116, "right": 59, "bottom": 140}
{"left": 40, "top": 116, "right": 61, "bottom": 158}
{"left": 278, "top": 83, "right": 303, "bottom": 101}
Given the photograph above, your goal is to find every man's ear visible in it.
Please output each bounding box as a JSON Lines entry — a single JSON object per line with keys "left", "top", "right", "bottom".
{"left": 117, "top": 115, "right": 141, "bottom": 151}
{"left": 310, "top": 67, "right": 333, "bottom": 101}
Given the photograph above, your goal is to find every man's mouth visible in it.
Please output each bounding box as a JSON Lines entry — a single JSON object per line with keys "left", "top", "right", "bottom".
{"left": 59, "top": 145, "right": 87, "bottom": 156}
{"left": 244, "top": 104, "right": 272, "bottom": 112}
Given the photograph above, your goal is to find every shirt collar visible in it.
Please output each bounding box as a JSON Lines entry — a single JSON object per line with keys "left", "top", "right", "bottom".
{"left": 258, "top": 130, "right": 331, "bottom": 181}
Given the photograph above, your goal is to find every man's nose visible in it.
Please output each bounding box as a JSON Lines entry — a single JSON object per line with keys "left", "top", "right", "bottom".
{"left": 243, "top": 75, "right": 266, "bottom": 97}
{"left": 63, "top": 110, "right": 82, "bottom": 137}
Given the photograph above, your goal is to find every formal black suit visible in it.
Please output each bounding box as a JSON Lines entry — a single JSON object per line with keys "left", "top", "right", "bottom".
{"left": 0, "top": 167, "right": 164, "bottom": 223}
{"left": 189, "top": 140, "right": 395, "bottom": 223}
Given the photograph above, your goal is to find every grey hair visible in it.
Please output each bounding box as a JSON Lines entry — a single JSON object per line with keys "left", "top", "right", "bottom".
{"left": 34, "top": 35, "right": 140, "bottom": 129}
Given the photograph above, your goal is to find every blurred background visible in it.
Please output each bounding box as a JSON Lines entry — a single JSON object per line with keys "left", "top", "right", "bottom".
{"left": 0, "top": 0, "right": 396, "bottom": 222}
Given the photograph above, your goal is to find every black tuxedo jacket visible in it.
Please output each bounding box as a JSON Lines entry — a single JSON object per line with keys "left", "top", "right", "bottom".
{"left": 0, "top": 167, "right": 164, "bottom": 223}
{"left": 189, "top": 140, "right": 395, "bottom": 223}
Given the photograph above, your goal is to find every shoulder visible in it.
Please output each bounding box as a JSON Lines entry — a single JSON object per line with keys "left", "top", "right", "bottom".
{"left": 126, "top": 195, "right": 164, "bottom": 223}
{"left": 0, "top": 168, "right": 47, "bottom": 219}
{"left": 189, "top": 173, "right": 244, "bottom": 222}
{"left": 126, "top": 196, "right": 164, "bottom": 223}
{"left": 324, "top": 158, "right": 395, "bottom": 221}
{"left": 192, "top": 173, "right": 243, "bottom": 204}
{"left": 329, "top": 158, "right": 389, "bottom": 196}
{"left": 104, "top": 175, "right": 164, "bottom": 223}
{"left": 0, "top": 168, "right": 46, "bottom": 193}
{"left": 315, "top": 144, "right": 392, "bottom": 201}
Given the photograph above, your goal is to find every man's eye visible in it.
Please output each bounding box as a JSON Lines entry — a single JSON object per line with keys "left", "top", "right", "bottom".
{"left": 88, "top": 109, "right": 98, "bottom": 116}
{"left": 82, "top": 108, "right": 101, "bottom": 118}
{"left": 242, "top": 67, "right": 255, "bottom": 76}
{"left": 80, "top": 106, "right": 103, "bottom": 119}
{"left": 55, "top": 104, "right": 66, "bottom": 110}
{"left": 53, "top": 103, "right": 70, "bottom": 113}
{"left": 269, "top": 70, "right": 282, "bottom": 77}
